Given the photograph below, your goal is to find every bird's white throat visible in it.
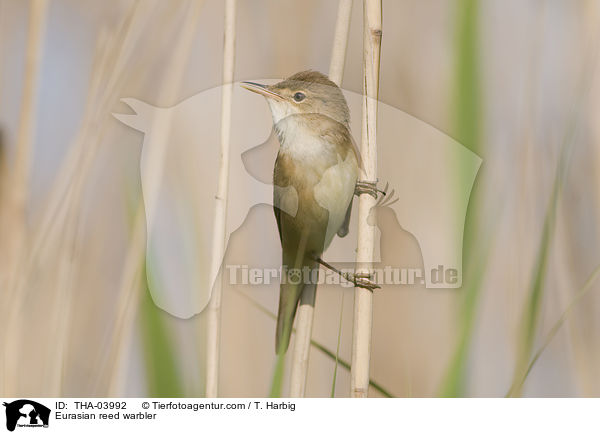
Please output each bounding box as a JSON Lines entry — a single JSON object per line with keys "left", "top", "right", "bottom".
{"left": 273, "top": 115, "right": 329, "bottom": 162}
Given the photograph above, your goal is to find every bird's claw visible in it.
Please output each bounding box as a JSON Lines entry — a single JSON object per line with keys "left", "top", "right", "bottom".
{"left": 355, "top": 180, "right": 388, "bottom": 200}
{"left": 343, "top": 271, "right": 380, "bottom": 291}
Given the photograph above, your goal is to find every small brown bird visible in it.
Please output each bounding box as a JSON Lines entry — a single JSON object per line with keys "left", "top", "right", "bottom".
{"left": 242, "top": 71, "right": 377, "bottom": 354}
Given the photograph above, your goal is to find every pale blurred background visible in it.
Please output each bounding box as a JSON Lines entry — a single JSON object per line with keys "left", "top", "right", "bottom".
{"left": 0, "top": 0, "right": 599, "bottom": 397}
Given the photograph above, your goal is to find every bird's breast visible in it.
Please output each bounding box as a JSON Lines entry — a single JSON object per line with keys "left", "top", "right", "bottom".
{"left": 273, "top": 128, "right": 358, "bottom": 252}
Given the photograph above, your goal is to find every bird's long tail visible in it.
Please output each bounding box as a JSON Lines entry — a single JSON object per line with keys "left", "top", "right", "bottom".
{"left": 275, "top": 258, "right": 318, "bottom": 354}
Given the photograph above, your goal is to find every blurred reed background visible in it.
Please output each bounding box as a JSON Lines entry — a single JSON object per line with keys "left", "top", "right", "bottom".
{"left": 1, "top": 0, "right": 599, "bottom": 397}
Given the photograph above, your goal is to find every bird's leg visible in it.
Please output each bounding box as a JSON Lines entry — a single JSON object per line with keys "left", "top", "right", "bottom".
{"left": 314, "top": 257, "right": 380, "bottom": 291}
{"left": 355, "top": 180, "right": 388, "bottom": 199}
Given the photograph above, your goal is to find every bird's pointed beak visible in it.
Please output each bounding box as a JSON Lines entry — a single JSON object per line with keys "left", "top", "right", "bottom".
{"left": 240, "top": 81, "right": 284, "bottom": 100}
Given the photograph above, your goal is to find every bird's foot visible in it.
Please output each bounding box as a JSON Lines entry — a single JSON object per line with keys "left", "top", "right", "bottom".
{"left": 315, "top": 257, "right": 381, "bottom": 291}
{"left": 342, "top": 271, "right": 380, "bottom": 291}
{"left": 355, "top": 180, "right": 388, "bottom": 199}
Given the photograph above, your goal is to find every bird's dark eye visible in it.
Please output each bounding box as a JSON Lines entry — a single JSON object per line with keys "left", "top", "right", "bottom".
{"left": 293, "top": 92, "right": 306, "bottom": 102}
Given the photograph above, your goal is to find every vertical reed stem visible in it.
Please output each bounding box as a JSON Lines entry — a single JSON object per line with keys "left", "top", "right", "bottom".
{"left": 329, "top": 0, "right": 354, "bottom": 85}
{"left": 351, "top": 0, "right": 381, "bottom": 398}
{"left": 206, "top": 0, "right": 237, "bottom": 398}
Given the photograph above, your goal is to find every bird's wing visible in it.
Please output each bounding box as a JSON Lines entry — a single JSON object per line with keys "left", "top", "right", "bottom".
{"left": 337, "top": 198, "right": 353, "bottom": 238}
{"left": 349, "top": 132, "right": 364, "bottom": 173}
{"left": 272, "top": 152, "right": 284, "bottom": 244}
{"left": 273, "top": 199, "right": 283, "bottom": 243}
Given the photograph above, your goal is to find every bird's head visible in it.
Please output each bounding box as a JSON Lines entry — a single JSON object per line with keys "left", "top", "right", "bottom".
{"left": 241, "top": 70, "right": 350, "bottom": 127}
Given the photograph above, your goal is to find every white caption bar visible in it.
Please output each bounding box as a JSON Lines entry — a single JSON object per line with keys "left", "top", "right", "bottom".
{"left": 1, "top": 398, "right": 598, "bottom": 433}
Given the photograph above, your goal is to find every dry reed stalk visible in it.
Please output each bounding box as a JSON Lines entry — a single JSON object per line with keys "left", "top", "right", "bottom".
{"left": 205, "top": 0, "right": 237, "bottom": 398}
{"left": 0, "top": 0, "right": 49, "bottom": 396}
{"left": 84, "top": 2, "right": 191, "bottom": 394}
{"left": 11, "top": 0, "right": 151, "bottom": 297}
{"left": 103, "top": 0, "right": 204, "bottom": 395}
{"left": 40, "top": 3, "right": 154, "bottom": 396}
{"left": 288, "top": 287, "right": 315, "bottom": 397}
{"left": 288, "top": 0, "right": 354, "bottom": 397}
{"left": 2, "top": 1, "right": 145, "bottom": 395}
{"left": 328, "top": 0, "right": 354, "bottom": 85}
{"left": 105, "top": 204, "right": 148, "bottom": 396}
{"left": 2, "top": 0, "right": 199, "bottom": 396}
{"left": 0, "top": 0, "right": 48, "bottom": 301}
{"left": 44, "top": 23, "right": 132, "bottom": 394}
{"left": 27, "top": 0, "right": 155, "bottom": 266}
{"left": 351, "top": 0, "right": 381, "bottom": 398}
{"left": 5, "top": 0, "right": 48, "bottom": 255}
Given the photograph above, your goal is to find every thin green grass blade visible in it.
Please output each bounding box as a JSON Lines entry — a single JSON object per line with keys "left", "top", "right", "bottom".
{"left": 438, "top": 240, "right": 489, "bottom": 397}
{"left": 507, "top": 263, "right": 600, "bottom": 396}
{"left": 270, "top": 352, "right": 286, "bottom": 397}
{"left": 507, "top": 28, "right": 598, "bottom": 396}
{"left": 452, "top": 0, "right": 481, "bottom": 156}
{"left": 507, "top": 167, "right": 560, "bottom": 397}
{"left": 310, "top": 334, "right": 393, "bottom": 398}
{"left": 330, "top": 291, "right": 345, "bottom": 397}
{"left": 141, "top": 263, "right": 184, "bottom": 397}
{"left": 439, "top": 0, "right": 485, "bottom": 397}
{"left": 124, "top": 190, "right": 183, "bottom": 397}
{"left": 506, "top": 56, "right": 591, "bottom": 396}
